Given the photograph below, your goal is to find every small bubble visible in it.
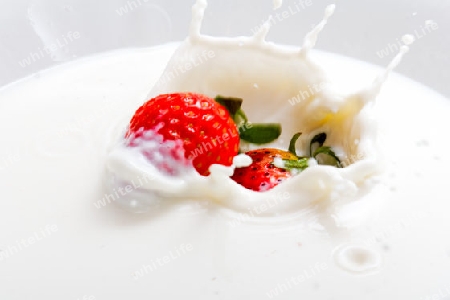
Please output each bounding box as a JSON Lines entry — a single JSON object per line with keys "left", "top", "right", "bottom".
{"left": 333, "top": 244, "right": 382, "bottom": 274}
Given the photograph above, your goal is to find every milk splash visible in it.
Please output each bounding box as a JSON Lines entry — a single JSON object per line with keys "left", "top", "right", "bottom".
{"left": 105, "top": 0, "right": 413, "bottom": 220}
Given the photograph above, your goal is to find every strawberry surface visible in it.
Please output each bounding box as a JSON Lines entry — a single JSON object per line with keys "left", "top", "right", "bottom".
{"left": 126, "top": 93, "right": 240, "bottom": 176}
{"left": 231, "top": 149, "right": 298, "bottom": 192}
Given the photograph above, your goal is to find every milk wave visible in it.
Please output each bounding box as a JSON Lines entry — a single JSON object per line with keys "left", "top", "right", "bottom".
{"left": 105, "top": 0, "right": 413, "bottom": 216}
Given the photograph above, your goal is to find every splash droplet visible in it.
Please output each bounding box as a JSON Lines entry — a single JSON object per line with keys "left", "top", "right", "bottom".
{"left": 401, "top": 34, "right": 415, "bottom": 46}
{"left": 273, "top": 0, "right": 282, "bottom": 10}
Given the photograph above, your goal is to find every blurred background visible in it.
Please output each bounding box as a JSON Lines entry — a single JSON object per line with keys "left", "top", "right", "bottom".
{"left": 0, "top": 0, "right": 449, "bottom": 96}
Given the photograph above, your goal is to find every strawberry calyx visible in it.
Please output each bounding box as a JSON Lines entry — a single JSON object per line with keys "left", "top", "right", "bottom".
{"left": 279, "top": 132, "right": 309, "bottom": 172}
{"left": 215, "top": 95, "right": 282, "bottom": 145}
{"left": 284, "top": 132, "right": 342, "bottom": 170}
{"left": 309, "top": 132, "right": 342, "bottom": 167}
{"left": 282, "top": 157, "right": 309, "bottom": 170}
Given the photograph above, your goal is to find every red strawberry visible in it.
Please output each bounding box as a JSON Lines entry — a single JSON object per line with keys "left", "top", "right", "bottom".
{"left": 231, "top": 148, "right": 308, "bottom": 192}
{"left": 126, "top": 93, "right": 240, "bottom": 176}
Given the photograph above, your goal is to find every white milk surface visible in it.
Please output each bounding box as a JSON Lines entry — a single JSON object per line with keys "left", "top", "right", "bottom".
{"left": 0, "top": 43, "right": 450, "bottom": 299}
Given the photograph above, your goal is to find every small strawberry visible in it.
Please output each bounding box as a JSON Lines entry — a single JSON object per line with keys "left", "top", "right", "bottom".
{"left": 230, "top": 148, "right": 308, "bottom": 192}
{"left": 231, "top": 132, "right": 341, "bottom": 192}
{"left": 125, "top": 93, "right": 240, "bottom": 176}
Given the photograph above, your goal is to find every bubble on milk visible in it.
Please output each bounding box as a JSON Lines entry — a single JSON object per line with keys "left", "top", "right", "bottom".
{"left": 333, "top": 244, "right": 382, "bottom": 274}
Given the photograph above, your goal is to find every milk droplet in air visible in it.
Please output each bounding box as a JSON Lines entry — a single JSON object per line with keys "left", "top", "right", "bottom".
{"left": 401, "top": 34, "right": 415, "bottom": 46}
{"left": 273, "top": 0, "right": 282, "bottom": 9}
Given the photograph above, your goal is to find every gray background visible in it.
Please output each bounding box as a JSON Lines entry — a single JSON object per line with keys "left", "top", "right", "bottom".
{"left": 0, "top": 0, "right": 449, "bottom": 97}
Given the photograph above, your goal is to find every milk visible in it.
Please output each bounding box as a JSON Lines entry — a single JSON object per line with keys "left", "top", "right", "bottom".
{"left": 0, "top": 44, "right": 449, "bottom": 299}
{"left": 1, "top": 0, "right": 450, "bottom": 298}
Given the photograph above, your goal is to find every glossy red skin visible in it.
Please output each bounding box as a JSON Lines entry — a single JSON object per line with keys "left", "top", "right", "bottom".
{"left": 126, "top": 93, "right": 239, "bottom": 176}
{"left": 231, "top": 148, "right": 296, "bottom": 192}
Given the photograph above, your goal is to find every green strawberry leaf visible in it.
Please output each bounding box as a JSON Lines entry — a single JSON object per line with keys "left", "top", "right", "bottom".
{"left": 215, "top": 95, "right": 281, "bottom": 145}
{"left": 215, "top": 95, "right": 243, "bottom": 117}
{"left": 288, "top": 132, "right": 302, "bottom": 156}
{"left": 283, "top": 157, "right": 309, "bottom": 170}
{"left": 310, "top": 132, "right": 327, "bottom": 156}
{"left": 234, "top": 109, "right": 249, "bottom": 127}
{"left": 239, "top": 123, "right": 282, "bottom": 144}
{"left": 313, "top": 146, "right": 342, "bottom": 167}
